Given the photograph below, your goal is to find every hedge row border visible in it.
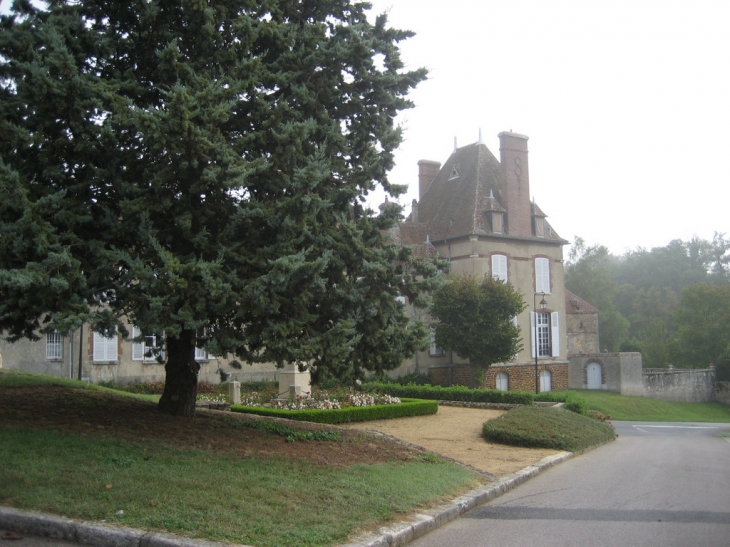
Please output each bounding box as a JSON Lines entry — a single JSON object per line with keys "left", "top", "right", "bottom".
{"left": 230, "top": 398, "right": 437, "bottom": 424}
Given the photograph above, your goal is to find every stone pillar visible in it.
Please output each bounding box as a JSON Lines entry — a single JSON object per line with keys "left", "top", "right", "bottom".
{"left": 228, "top": 381, "right": 241, "bottom": 405}
{"left": 278, "top": 363, "right": 311, "bottom": 400}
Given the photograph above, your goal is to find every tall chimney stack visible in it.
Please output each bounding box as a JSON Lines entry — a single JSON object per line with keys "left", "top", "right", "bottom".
{"left": 498, "top": 132, "right": 531, "bottom": 236}
{"left": 418, "top": 159, "right": 441, "bottom": 200}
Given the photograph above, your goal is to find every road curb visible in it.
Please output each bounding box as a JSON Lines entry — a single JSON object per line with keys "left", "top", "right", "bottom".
{"left": 0, "top": 506, "right": 251, "bottom": 547}
{"left": 1, "top": 452, "right": 573, "bottom": 547}
{"left": 340, "top": 451, "right": 573, "bottom": 547}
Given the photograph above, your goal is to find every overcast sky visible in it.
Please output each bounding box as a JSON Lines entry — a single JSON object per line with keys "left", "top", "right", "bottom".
{"left": 365, "top": 0, "right": 730, "bottom": 255}
{"left": 3, "top": 0, "right": 728, "bottom": 256}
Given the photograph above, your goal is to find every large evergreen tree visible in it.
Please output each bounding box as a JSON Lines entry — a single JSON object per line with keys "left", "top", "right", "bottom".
{"left": 0, "top": 0, "right": 434, "bottom": 416}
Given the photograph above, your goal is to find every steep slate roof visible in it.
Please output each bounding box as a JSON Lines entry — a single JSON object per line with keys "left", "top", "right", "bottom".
{"left": 385, "top": 222, "right": 438, "bottom": 258}
{"left": 416, "top": 141, "right": 564, "bottom": 243}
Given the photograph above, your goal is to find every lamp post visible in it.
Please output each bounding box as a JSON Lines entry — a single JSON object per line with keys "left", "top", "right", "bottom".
{"left": 533, "top": 291, "right": 547, "bottom": 394}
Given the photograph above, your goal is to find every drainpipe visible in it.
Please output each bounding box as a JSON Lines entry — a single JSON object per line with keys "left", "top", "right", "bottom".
{"left": 69, "top": 331, "right": 74, "bottom": 379}
{"left": 78, "top": 324, "right": 83, "bottom": 381}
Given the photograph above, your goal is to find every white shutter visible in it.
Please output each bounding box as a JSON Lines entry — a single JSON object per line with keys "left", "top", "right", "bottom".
{"left": 529, "top": 312, "right": 536, "bottom": 358}
{"left": 511, "top": 316, "right": 519, "bottom": 359}
{"left": 93, "top": 332, "right": 118, "bottom": 362}
{"left": 551, "top": 312, "right": 560, "bottom": 357}
{"left": 132, "top": 326, "right": 144, "bottom": 361}
{"left": 492, "top": 254, "right": 508, "bottom": 282}
{"left": 535, "top": 258, "right": 550, "bottom": 294}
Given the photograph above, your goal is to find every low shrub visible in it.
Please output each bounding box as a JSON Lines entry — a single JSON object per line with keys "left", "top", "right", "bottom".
{"left": 563, "top": 393, "right": 589, "bottom": 415}
{"left": 482, "top": 405, "right": 615, "bottom": 451}
{"left": 231, "top": 398, "right": 438, "bottom": 424}
{"left": 365, "top": 382, "right": 534, "bottom": 405}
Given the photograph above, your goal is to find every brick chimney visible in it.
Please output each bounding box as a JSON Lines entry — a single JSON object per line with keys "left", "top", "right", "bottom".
{"left": 418, "top": 159, "right": 441, "bottom": 200}
{"left": 499, "top": 132, "right": 531, "bottom": 236}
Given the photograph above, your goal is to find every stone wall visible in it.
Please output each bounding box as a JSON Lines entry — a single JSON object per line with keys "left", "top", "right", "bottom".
{"left": 643, "top": 368, "right": 715, "bottom": 403}
{"left": 715, "top": 381, "right": 730, "bottom": 406}
{"left": 568, "top": 353, "right": 643, "bottom": 395}
{"left": 429, "top": 362, "right": 569, "bottom": 392}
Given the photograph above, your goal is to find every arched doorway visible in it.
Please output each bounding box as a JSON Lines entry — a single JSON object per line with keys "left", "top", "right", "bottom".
{"left": 540, "top": 369, "right": 552, "bottom": 392}
{"left": 496, "top": 372, "right": 509, "bottom": 391}
{"left": 586, "top": 362, "right": 602, "bottom": 389}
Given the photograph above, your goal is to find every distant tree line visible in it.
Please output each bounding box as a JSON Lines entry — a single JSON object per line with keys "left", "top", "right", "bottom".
{"left": 566, "top": 234, "right": 730, "bottom": 369}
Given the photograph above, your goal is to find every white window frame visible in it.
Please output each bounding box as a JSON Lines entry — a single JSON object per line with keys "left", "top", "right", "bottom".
{"left": 429, "top": 327, "right": 444, "bottom": 356}
{"left": 46, "top": 331, "right": 63, "bottom": 360}
{"left": 132, "top": 326, "right": 163, "bottom": 362}
{"left": 530, "top": 311, "right": 560, "bottom": 358}
{"left": 492, "top": 254, "right": 508, "bottom": 282}
{"left": 495, "top": 371, "right": 509, "bottom": 391}
{"left": 535, "top": 257, "right": 551, "bottom": 294}
{"left": 540, "top": 369, "right": 552, "bottom": 392}
{"left": 93, "top": 331, "right": 118, "bottom": 362}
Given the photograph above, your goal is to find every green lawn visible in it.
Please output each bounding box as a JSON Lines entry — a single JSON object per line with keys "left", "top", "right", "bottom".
{"left": 0, "top": 371, "right": 482, "bottom": 547}
{"left": 562, "top": 389, "right": 730, "bottom": 422}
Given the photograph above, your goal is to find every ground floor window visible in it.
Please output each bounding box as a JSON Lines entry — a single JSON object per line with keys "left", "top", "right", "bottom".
{"left": 46, "top": 331, "right": 63, "bottom": 360}
{"left": 540, "top": 369, "right": 552, "bottom": 392}
{"left": 495, "top": 371, "right": 509, "bottom": 391}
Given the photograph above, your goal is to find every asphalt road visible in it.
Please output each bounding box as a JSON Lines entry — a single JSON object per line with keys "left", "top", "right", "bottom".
{"left": 411, "top": 421, "right": 730, "bottom": 547}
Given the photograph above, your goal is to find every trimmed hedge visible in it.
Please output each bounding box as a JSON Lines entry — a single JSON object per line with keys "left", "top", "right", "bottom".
{"left": 365, "top": 382, "right": 534, "bottom": 406}
{"left": 230, "top": 398, "right": 437, "bottom": 424}
{"left": 482, "top": 405, "right": 615, "bottom": 451}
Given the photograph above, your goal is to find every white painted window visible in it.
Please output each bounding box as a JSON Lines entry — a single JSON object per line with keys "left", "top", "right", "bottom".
{"left": 530, "top": 312, "right": 560, "bottom": 358}
{"left": 492, "top": 254, "right": 508, "bottom": 282}
{"left": 93, "top": 331, "right": 118, "bottom": 362}
{"left": 540, "top": 369, "right": 552, "bottom": 392}
{"left": 46, "top": 331, "right": 63, "bottom": 360}
{"left": 132, "top": 326, "right": 162, "bottom": 362}
{"left": 535, "top": 257, "right": 551, "bottom": 294}
{"left": 429, "top": 327, "right": 444, "bottom": 356}
{"left": 495, "top": 372, "right": 509, "bottom": 391}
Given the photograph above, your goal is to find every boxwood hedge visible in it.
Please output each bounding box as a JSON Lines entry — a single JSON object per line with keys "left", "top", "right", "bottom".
{"left": 230, "top": 398, "right": 437, "bottom": 424}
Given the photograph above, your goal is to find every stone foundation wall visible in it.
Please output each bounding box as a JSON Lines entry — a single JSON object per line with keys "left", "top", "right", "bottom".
{"left": 429, "top": 362, "right": 568, "bottom": 392}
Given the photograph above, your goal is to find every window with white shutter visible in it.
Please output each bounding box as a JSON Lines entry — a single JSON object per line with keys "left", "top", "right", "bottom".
{"left": 496, "top": 372, "right": 509, "bottom": 391}
{"left": 535, "top": 257, "right": 551, "bottom": 294}
{"left": 93, "top": 331, "right": 118, "bottom": 362}
{"left": 132, "top": 326, "right": 161, "bottom": 362}
{"left": 492, "top": 254, "right": 508, "bottom": 282}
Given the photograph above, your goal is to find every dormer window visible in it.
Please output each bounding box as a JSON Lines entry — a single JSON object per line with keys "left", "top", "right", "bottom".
{"left": 488, "top": 211, "right": 504, "bottom": 234}
{"left": 448, "top": 164, "right": 460, "bottom": 180}
{"left": 533, "top": 216, "right": 545, "bottom": 238}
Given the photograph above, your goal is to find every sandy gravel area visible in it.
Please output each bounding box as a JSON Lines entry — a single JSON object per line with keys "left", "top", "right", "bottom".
{"left": 341, "top": 405, "right": 562, "bottom": 478}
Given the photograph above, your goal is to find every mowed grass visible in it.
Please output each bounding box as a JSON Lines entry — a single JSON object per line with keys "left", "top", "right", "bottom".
{"left": 482, "top": 406, "right": 616, "bottom": 452}
{"left": 0, "top": 371, "right": 482, "bottom": 547}
{"left": 567, "top": 389, "right": 730, "bottom": 422}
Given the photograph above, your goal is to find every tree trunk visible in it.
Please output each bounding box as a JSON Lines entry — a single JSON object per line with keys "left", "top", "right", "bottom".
{"left": 158, "top": 330, "right": 199, "bottom": 417}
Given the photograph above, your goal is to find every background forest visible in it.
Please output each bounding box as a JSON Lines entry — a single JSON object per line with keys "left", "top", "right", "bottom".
{"left": 566, "top": 234, "right": 730, "bottom": 370}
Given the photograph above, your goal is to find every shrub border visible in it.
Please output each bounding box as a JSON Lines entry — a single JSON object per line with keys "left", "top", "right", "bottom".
{"left": 230, "top": 398, "right": 437, "bottom": 424}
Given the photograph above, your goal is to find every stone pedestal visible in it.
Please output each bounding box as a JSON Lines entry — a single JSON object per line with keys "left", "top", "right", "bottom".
{"left": 228, "top": 381, "right": 241, "bottom": 405}
{"left": 278, "top": 363, "right": 311, "bottom": 400}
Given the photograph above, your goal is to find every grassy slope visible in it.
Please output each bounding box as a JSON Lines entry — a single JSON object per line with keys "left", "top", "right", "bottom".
{"left": 0, "top": 371, "right": 481, "bottom": 547}
{"left": 570, "top": 389, "right": 730, "bottom": 422}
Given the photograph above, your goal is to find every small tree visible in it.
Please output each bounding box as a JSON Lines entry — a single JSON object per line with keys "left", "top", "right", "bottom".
{"left": 431, "top": 275, "right": 526, "bottom": 369}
